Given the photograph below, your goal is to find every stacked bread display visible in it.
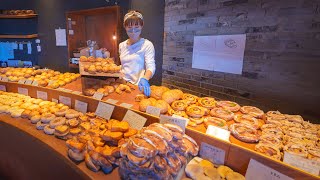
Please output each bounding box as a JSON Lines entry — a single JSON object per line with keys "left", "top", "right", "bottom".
{"left": 0, "top": 67, "right": 80, "bottom": 88}
{"left": 119, "top": 123, "right": 199, "bottom": 179}
{"left": 80, "top": 56, "right": 121, "bottom": 75}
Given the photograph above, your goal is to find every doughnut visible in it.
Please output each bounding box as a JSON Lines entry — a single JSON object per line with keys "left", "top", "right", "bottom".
{"left": 49, "top": 117, "right": 66, "bottom": 128}
{"left": 203, "top": 117, "right": 228, "bottom": 130}
{"left": 197, "top": 97, "right": 216, "bottom": 110}
{"left": 210, "top": 108, "right": 234, "bottom": 121}
{"left": 36, "top": 121, "right": 47, "bottom": 130}
{"left": 186, "top": 105, "right": 205, "bottom": 118}
{"left": 216, "top": 101, "right": 241, "bottom": 112}
{"left": 240, "top": 106, "right": 264, "bottom": 118}
{"left": 30, "top": 115, "right": 41, "bottom": 124}
{"left": 65, "top": 109, "right": 80, "bottom": 119}
{"left": 234, "top": 114, "right": 259, "bottom": 129}
{"left": 171, "top": 100, "right": 188, "bottom": 111}
{"left": 182, "top": 93, "right": 198, "bottom": 104}
{"left": 55, "top": 109, "right": 67, "bottom": 117}
{"left": 230, "top": 123, "right": 260, "bottom": 143}
{"left": 66, "top": 118, "right": 80, "bottom": 128}
{"left": 44, "top": 125, "right": 55, "bottom": 135}
{"left": 41, "top": 113, "right": 56, "bottom": 123}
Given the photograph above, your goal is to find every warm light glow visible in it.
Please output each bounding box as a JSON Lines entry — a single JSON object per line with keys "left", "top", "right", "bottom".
{"left": 113, "top": 35, "right": 116, "bottom": 40}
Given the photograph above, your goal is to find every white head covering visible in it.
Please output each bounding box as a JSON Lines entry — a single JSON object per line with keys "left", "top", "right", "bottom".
{"left": 124, "top": 11, "right": 143, "bottom": 22}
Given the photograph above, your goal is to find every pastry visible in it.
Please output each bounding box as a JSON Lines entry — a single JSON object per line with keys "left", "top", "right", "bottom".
{"left": 255, "top": 143, "right": 282, "bottom": 160}
{"left": 171, "top": 100, "right": 188, "bottom": 111}
{"left": 155, "top": 100, "right": 169, "bottom": 114}
{"left": 66, "top": 118, "right": 80, "bottom": 128}
{"left": 162, "top": 89, "right": 183, "bottom": 105}
{"left": 168, "top": 109, "right": 188, "bottom": 118}
{"left": 283, "top": 143, "right": 308, "bottom": 157}
{"left": 97, "top": 88, "right": 109, "bottom": 97}
{"left": 30, "top": 115, "right": 41, "bottom": 124}
{"left": 226, "top": 172, "right": 245, "bottom": 180}
{"left": 197, "top": 97, "right": 216, "bottom": 110}
{"left": 68, "top": 149, "right": 85, "bottom": 162}
{"left": 36, "top": 121, "right": 47, "bottom": 130}
{"left": 41, "top": 113, "right": 56, "bottom": 123}
{"left": 150, "top": 86, "right": 167, "bottom": 100}
{"left": 234, "top": 114, "right": 260, "bottom": 129}
{"left": 135, "top": 94, "right": 147, "bottom": 102}
{"left": 189, "top": 117, "right": 204, "bottom": 125}
{"left": 49, "top": 117, "right": 66, "bottom": 128}
{"left": 83, "top": 88, "right": 96, "bottom": 96}
{"left": 186, "top": 105, "right": 205, "bottom": 118}
{"left": 240, "top": 106, "right": 264, "bottom": 118}
{"left": 285, "top": 115, "right": 304, "bottom": 124}
{"left": 44, "top": 125, "right": 55, "bottom": 135}
{"left": 217, "top": 165, "right": 233, "bottom": 179}
{"left": 182, "top": 93, "right": 198, "bottom": 104}
{"left": 69, "top": 128, "right": 82, "bottom": 136}
{"left": 65, "top": 109, "right": 80, "bottom": 119}
{"left": 266, "top": 111, "right": 286, "bottom": 120}
{"left": 230, "top": 123, "right": 260, "bottom": 143}
{"left": 259, "top": 134, "right": 283, "bottom": 148}
{"left": 216, "top": 101, "right": 241, "bottom": 112}
{"left": 307, "top": 147, "right": 320, "bottom": 161}
{"left": 54, "top": 125, "right": 70, "bottom": 137}
{"left": 210, "top": 108, "right": 234, "bottom": 121}
{"left": 102, "top": 130, "right": 123, "bottom": 141}
{"left": 203, "top": 117, "right": 228, "bottom": 130}
{"left": 55, "top": 109, "right": 67, "bottom": 117}
{"left": 124, "top": 128, "right": 138, "bottom": 138}
{"left": 109, "top": 120, "right": 129, "bottom": 132}
{"left": 139, "top": 99, "right": 153, "bottom": 112}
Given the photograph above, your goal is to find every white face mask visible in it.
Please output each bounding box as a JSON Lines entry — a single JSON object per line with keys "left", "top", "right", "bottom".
{"left": 126, "top": 28, "right": 141, "bottom": 41}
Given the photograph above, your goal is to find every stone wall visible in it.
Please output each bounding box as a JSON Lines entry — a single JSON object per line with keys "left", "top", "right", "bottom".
{"left": 162, "top": 0, "right": 320, "bottom": 122}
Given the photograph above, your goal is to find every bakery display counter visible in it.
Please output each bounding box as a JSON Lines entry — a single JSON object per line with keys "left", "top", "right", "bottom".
{"left": 0, "top": 115, "right": 118, "bottom": 180}
{"left": 0, "top": 78, "right": 319, "bottom": 179}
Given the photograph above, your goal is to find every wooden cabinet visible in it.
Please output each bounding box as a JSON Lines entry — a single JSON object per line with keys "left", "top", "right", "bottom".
{"left": 66, "top": 6, "right": 121, "bottom": 69}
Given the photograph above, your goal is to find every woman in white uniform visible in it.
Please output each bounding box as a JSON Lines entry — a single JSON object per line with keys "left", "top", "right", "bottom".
{"left": 119, "top": 10, "right": 156, "bottom": 97}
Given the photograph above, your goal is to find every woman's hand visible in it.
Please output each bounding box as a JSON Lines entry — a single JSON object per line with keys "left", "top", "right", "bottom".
{"left": 138, "top": 78, "right": 150, "bottom": 97}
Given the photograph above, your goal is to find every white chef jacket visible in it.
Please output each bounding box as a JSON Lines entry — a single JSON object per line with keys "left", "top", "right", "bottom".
{"left": 119, "top": 38, "right": 156, "bottom": 85}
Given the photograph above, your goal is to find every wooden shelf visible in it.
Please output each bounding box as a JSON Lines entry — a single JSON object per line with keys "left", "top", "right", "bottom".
{"left": 0, "top": 34, "right": 38, "bottom": 39}
{"left": 0, "top": 14, "right": 38, "bottom": 19}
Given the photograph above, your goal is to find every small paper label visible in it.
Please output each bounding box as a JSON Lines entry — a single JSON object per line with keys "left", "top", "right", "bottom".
{"left": 0, "top": 85, "right": 6, "bottom": 91}
{"left": 200, "top": 142, "right": 226, "bottom": 165}
{"left": 206, "top": 125, "right": 230, "bottom": 142}
{"left": 123, "top": 110, "right": 147, "bottom": 130}
{"left": 18, "top": 87, "right": 28, "bottom": 96}
{"left": 31, "top": 80, "right": 38, "bottom": 86}
{"left": 160, "top": 115, "right": 187, "bottom": 132}
{"left": 120, "top": 103, "right": 133, "bottom": 109}
{"left": 75, "top": 100, "right": 88, "bottom": 114}
{"left": 106, "top": 98, "right": 119, "bottom": 105}
{"left": 59, "top": 95, "right": 71, "bottom": 107}
{"left": 52, "top": 98, "right": 59, "bottom": 103}
{"left": 2, "top": 77, "right": 9, "bottom": 82}
{"left": 246, "top": 159, "right": 293, "bottom": 180}
{"left": 72, "top": 91, "right": 82, "bottom": 95}
{"left": 283, "top": 152, "right": 320, "bottom": 176}
{"left": 93, "top": 92, "right": 104, "bottom": 100}
{"left": 37, "top": 91, "right": 48, "bottom": 100}
{"left": 95, "top": 101, "right": 115, "bottom": 120}
{"left": 146, "top": 106, "right": 161, "bottom": 117}
{"left": 18, "top": 79, "right": 26, "bottom": 84}
{"left": 25, "top": 79, "right": 33, "bottom": 85}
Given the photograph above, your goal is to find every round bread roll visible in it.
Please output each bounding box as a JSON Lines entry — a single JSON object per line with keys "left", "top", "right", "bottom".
{"left": 139, "top": 99, "right": 152, "bottom": 112}
{"left": 155, "top": 100, "right": 169, "bottom": 114}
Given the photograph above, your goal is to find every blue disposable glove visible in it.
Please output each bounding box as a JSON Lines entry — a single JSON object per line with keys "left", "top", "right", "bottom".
{"left": 138, "top": 78, "right": 151, "bottom": 97}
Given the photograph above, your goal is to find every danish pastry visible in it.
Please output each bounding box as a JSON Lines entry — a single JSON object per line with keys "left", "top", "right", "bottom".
{"left": 182, "top": 93, "right": 198, "bottom": 104}
{"left": 230, "top": 123, "right": 260, "bottom": 143}
{"left": 234, "top": 114, "right": 260, "bottom": 129}
{"left": 204, "top": 117, "right": 228, "bottom": 130}
{"left": 216, "top": 100, "right": 241, "bottom": 112}
{"left": 171, "top": 100, "right": 188, "bottom": 111}
{"left": 197, "top": 97, "right": 216, "bottom": 110}
{"left": 240, "top": 106, "right": 264, "bottom": 118}
{"left": 186, "top": 105, "right": 205, "bottom": 118}
{"left": 255, "top": 143, "right": 282, "bottom": 160}
{"left": 283, "top": 143, "right": 308, "bottom": 157}
{"left": 210, "top": 108, "right": 234, "bottom": 121}
{"left": 83, "top": 88, "right": 96, "bottom": 96}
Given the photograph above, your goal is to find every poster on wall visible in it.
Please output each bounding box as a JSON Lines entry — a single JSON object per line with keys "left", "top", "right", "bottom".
{"left": 55, "top": 28, "right": 67, "bottom": 46}
{"left": 192, "top": 34, "right": 246, "bottom": 75}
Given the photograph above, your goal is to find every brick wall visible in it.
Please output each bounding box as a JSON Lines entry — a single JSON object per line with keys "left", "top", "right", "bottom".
{"left": 162, "top": 0, "right": 320, "bottom": 122}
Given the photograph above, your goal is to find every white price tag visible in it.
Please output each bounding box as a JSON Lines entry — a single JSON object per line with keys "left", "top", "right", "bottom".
{"left": 31, "top": 80, "right": 38, "bottom": 86}
{"left": 18, "top": 79, "right": 26, "bottom": 84}
{"left": 72, "top": 91, "right": 82, "bottom": 95}
{"left": 246, "top": 159, "right": 293, "bottom": 180}
{"left": 59, "top": 95, "right": 71, "bottom": 107}
{"left": 75, "top": 100, "right": 88, "bottom": 114}
{"left": 52, "top": 98, "right": 59, "bottom": 103}
{"left": 146, "top": 106, "right": 161, "bottom": 117}
{"left": 200, "top": 142, "right": 225, "bottom": 165}
{"left": 37, "top": 91, "right": 48, "bottom": 100}
{"left": 106, "top": 98, "right": 118, "bottom": 105}
{"left": 206, "top": 125, "right": 230, "bottom": 142}
{"left": 160, "top": 115, "right": 187, "bottom": 132}
{"left": 120, "top": 103, "right": 133, "bottom": 109}
{"left": 123, "top": 110, "right": 147, "bottom": 130}
{"left": 0, "top": 85, "right": 6, "bottom": 91}
{"left": 2, "top": 77, "right": 9, "bottom": 82}
{"left": 18, "top": 87, "right": 28, "bottom": 96}
{"left": 93, "top": 92, "right": 104, "bottom": 100}
{"left": 95, "top": 101, "right": 114, "bottom": 120}
{"left": 25, "top": 79, "right": 33, "bottom": 85}
{"left": 283, "top": 152, "right": 320, "bottom": 176}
